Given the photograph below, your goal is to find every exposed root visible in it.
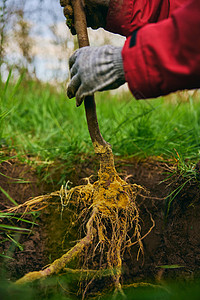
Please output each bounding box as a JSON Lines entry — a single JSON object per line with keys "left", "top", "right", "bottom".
{"left": 6, "top": 191, "right": 60, "bottom": 214}
{"left": 9, "top": 144, "right": 155, "bottom": 297}
{"left": 63, "top": 267, "right": 116, "bottom": 278}
{"left": 16, "top": 207, "right": 97, "bottom": 285}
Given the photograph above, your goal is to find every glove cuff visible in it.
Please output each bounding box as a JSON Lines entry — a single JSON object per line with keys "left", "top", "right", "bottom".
{"left": 112, "top": 47, "right": 126, "bottom": 86}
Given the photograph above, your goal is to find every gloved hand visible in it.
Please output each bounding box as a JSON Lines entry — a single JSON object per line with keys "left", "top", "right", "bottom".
{"left": 67, "top": 45, "right": 125, "bottom": 106}
{"left": 60, "top": 0, "right": 110, "bottom": 34}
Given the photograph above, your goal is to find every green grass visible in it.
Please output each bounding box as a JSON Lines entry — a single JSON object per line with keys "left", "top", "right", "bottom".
{"left": 1, "top": 74, "right": 200, "bottom": 168}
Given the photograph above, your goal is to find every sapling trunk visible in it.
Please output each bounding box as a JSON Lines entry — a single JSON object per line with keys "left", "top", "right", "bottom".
{"left": 72, "top": 0, "right": 106, "bottom": 146}
{"left": 71, "top": 1, "right": 112, "bottom": 148}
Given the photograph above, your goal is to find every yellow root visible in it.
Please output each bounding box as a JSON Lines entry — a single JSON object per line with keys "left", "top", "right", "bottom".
{"left": 7, "top": 191, "right": 60, "bottom": 214}
{"left": 9, "top": 144, "right": 155, "bottom": 296}
{"left": 16, "top": 207, "right": 97, "bottom": 285}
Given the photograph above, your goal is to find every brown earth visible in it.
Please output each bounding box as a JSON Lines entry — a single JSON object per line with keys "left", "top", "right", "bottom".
{"left": 0, "top": 156, "right": 200, "bottom": 290}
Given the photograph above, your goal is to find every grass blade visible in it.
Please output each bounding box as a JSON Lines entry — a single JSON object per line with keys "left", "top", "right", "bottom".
{"left": 6, "top": 234, "right": 24, "bottom": 251}
{"left": 0, "top": 224, "right": 31, "bottom": 232}
{"left": 157, "top": 265, "right": 185, "bottom": 269}
{"left": 0, "top": 253, "right": 15, "bottom": 260}
{"left": 0, "top": 186, "right": 18, "bottom": 206}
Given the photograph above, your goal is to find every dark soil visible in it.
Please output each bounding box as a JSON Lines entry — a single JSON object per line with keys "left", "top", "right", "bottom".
{"left": 0, "top": 156, "right": 200, "bottom": 290}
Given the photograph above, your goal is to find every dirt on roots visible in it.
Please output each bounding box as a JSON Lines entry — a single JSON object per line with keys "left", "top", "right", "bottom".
{"left": 0, "top": 155, "right": 200, "bottom": 295}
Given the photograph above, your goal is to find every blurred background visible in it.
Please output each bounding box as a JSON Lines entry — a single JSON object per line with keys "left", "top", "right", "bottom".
{"left": 0, "top": 0, "right": 125, "bottom": 84}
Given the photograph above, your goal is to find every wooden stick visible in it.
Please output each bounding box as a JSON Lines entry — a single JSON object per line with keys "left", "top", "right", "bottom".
{"left": 71, "top": 0, "right": 107, "bottom": 148}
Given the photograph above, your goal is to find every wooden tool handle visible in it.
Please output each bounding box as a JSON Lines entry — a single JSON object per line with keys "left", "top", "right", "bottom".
{"left": 71, "top": 0, "right": 107, "bottom": 147}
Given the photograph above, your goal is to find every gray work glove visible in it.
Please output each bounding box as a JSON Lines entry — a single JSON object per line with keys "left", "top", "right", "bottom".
{"left": 60, "top": 0, "right": 110, "bottom": 34}
{"left": 67, "top": 45, "right": 126, "bottom": 106}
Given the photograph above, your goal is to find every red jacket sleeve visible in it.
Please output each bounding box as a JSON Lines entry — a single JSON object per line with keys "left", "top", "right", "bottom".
{"left": 106, "top": 0, "right": 188, "bottom": 37}
{"left": 121, "top": 0, "right": 200, "bottom": 99}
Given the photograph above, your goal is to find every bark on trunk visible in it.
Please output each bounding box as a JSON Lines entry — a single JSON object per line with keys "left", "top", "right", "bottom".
{"left": 71, "top": 0, "right": 108, "bottom": 151}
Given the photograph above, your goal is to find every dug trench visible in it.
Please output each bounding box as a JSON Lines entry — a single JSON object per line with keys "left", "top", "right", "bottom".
{"left": 0, "top": 156, "right": 200, "bottom": 295}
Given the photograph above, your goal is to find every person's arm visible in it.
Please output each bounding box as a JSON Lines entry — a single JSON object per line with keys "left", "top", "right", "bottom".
{"left": 67, "top": 0, "right": 199, "bottom": 104}
{"left": 106, "top": 0, "right": 188, "bottom": 36}
{"left": 122, "top": 0, "right": 200, "bottom": 99}
{"left": 60, "top": 0, "right": 187, "bottom": 36}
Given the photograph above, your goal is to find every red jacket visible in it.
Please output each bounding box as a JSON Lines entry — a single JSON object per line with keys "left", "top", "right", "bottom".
{"left": 106, "top": 0, "right": 200, "bottom": 99}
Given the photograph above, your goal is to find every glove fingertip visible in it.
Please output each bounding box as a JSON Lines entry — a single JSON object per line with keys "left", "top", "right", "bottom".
{"left": 76, "top": 95, "right": 84, "bottom": 107}
{"left": 76, "top": 97, "right": 81, "bottom": 107}
{"left": 67, "top": 88, "right": 74, "bottom": 99}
